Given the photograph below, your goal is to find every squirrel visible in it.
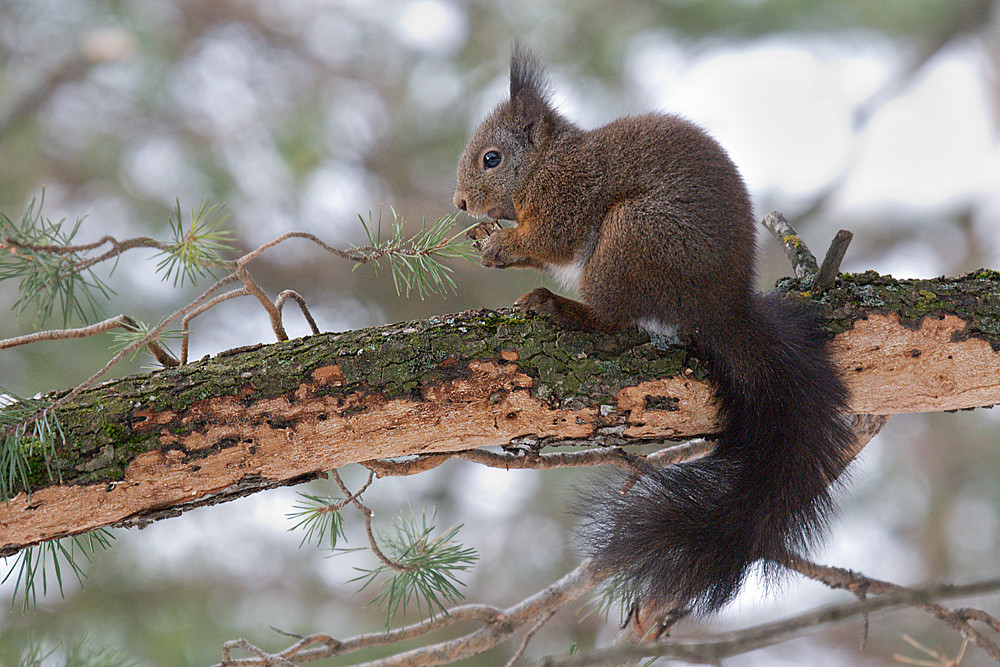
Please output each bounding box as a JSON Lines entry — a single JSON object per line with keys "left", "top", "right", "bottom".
{"left": 453, "top": 44, "right": 855, "bottom": 617}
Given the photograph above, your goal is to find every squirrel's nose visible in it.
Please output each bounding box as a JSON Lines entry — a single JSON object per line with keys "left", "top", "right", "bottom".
{"left": 454, "top": 194, "right": 467, "bottom": 211}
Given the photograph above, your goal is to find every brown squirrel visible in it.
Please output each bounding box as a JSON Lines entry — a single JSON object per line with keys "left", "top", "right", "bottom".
{"left": 453, "top": 44, "right": 854, "bottom": 616}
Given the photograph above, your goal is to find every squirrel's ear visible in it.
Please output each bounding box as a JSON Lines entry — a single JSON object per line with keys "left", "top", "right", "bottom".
{"left": 509, "top": 42, "right": 551, "bottom": 133}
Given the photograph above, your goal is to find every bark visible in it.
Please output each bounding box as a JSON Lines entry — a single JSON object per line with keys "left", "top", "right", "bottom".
{"left": 1, "top": 270, "right": 999, "bottom": 555}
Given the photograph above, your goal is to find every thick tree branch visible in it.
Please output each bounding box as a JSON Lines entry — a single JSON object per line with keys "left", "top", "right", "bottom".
{"left": 1, "top": 271, "right": 999, "bottom": 555}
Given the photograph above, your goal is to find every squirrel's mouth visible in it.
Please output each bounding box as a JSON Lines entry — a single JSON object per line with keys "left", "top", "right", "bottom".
{"left": 458, "top": 199, "right": 514, "bottom": 223}
{"left": 486, "top": 204, "right": 517, "bottom": 222}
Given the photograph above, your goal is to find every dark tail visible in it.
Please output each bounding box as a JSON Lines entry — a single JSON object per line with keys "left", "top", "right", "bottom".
{"left": 578, "top": 292, "right": 855, "bottom": 613}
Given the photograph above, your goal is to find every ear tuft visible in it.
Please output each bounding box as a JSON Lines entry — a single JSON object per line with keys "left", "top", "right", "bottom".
{"left": 509, "top": 41, "right": 551, "bottom": 131}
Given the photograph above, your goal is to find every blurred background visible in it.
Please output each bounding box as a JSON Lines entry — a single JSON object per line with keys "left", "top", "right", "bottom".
{"left": 1, "top": 0, "right": 999, "bottom": 664}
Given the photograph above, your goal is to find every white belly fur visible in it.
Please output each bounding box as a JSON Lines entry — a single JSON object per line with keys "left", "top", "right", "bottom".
{"left": 636, "top": 316, "right": 680, "bottom": 339}
{"left": 546, "top": 258, "right": 585, "bottom": 291}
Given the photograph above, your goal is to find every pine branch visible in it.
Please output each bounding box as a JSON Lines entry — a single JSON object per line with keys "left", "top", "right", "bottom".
{"left": 2, "top": 529, "right": 115, "bottom": 613}
{"left": 0, "top": 198, "right": 475, "bottom": 487}
{"left": 534, "top": 573, "right": 1000, "bottom": 667}
{"left": 216, "top": 559, "right": 601, "bottom": 666}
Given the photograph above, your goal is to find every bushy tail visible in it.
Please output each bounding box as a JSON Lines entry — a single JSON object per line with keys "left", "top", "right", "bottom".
{"left": 578, "top": 292, "right": 854, "bottom": 613}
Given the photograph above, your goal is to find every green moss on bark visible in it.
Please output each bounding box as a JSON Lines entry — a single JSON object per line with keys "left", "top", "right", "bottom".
{"left": 6, "top": 270, "right": 999, "bottom": 497}
{"left": 781, "top": 270, "right": 1000, "bottom": 349}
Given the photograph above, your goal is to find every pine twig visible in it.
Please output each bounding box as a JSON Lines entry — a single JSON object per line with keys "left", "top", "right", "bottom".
{"left": 329, "top": 469, "right": 405, "bottom": 573}
{"left": 216, "top": 560, "right": 601, "bottom": 666}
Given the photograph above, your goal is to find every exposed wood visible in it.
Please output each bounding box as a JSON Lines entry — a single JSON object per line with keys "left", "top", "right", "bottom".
{"left": 1, "top": 271, "right": 998, "bottom": 555}
{"left": 833, "top": 312, "right": 1000, "bottom": 414}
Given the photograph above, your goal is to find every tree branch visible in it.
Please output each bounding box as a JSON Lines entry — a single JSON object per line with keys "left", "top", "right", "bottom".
{"left": 1, "top": 271, "right": 998, "bottom": 555}
{"left": 216, "top": 559, "right": 600, "bottom": 666}
{"left": 214, "top": 548, "right": 1000, "bottom": 667}
{"left": 532, "top": 574, "right": 1000, "bottom": 667}
{"left": 785, "top": 557, "right": 1000, "bottom": 661}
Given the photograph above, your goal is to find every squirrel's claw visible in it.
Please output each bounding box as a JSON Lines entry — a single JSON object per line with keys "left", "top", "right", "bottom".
{"left": 466, "top": 219, "right": 499, "bottom": 242}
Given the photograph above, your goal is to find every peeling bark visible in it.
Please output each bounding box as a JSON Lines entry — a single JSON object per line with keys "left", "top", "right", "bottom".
{"left": 1, "top": 271, "right": 999, "bottom": 555}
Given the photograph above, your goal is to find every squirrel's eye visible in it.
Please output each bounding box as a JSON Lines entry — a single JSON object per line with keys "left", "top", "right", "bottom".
{"left": 483, "top": 150, "right": 501, "bottom": 169}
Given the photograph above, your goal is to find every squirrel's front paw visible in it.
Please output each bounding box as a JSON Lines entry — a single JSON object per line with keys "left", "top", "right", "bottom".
{"left": 479, "top": 233, "right": 523, "bottom": 268}
{"left": 466, "top": 219, "right": 499, "bottom": 242}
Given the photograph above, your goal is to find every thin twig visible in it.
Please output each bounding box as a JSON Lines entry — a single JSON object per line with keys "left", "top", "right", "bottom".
{"left": 236, "top": 263, "right": 287, "bottom": 341}
{"left": 236, "top": 231, "right": 366, "bottom": 265}
{"left": 645, "top": 438, "right": 715, "bottom": 466}
{"left": 329, "top": 469, "right": 408, "bottom": 573}
{"left": 0, "top": 313, "right": 178, "bottom": 366}
{"left": 0, "top": 312, "right": 178, "bottom": 371}
{"left": 1, "top": 234, "right": 119, "bottom": 255}
{"left": 960, "top": 608, "right": 1000, "bottom": 634}
{"left": 761, "top": 210, "right": 818, "bottom": 280}
{"left": 220, "top": 639, "right": 296, "bottom": 667}
{"left": 275, "top": 290, "right": 320, "bottom": 335}
{"left": 2, "top": 235, "right": 174, "bottom": 274}
{"left": 177, "top": 287, "right": 320, "bottom": 364}
{"left": 0, "top": 314, "right": 132, "bottom": 349}
{"left": 179, "top": 287, "right": 250, "bottom": 364}
{"left": 332, "top": 469, "right": 375, "bottom": 510}
{"left": 816, "top": 229, "right": 854, "bottom": 289}
{"left": 218, "top": 604, "right": 504, "bottom": 666}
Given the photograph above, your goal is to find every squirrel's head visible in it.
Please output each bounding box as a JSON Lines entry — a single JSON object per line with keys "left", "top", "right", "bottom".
{"left": 454, "top": 44, "right": 561, "bottom": 221}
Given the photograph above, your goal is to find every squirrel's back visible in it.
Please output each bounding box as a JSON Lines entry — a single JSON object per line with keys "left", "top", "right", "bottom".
{"left": 557, "top": 113, "right": 758, "bottom": 334}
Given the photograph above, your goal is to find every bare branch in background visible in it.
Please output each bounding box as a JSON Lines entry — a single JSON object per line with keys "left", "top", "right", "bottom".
{"left": 534, "top": 574, "right": 1000, "bottom": 667}
{"left": 217, "top": 560, "right": 601, "bottom": 667}
{"left": 786, "top": 557, "right": 1000, "bottom": 662}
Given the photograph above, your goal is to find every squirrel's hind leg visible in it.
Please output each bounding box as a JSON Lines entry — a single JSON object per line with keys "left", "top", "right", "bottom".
{"left": 516, "top": 288, "right": 626, "bottom": 333}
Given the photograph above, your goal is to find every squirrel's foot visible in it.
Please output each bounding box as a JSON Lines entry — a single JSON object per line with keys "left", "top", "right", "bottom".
{"left": 515, "top": 287, "right": 563, "bottom": 318}
{"left": 516, "top": 288, "right": 625, "bottom": 333}
{"left": 622, "top": 603, "right": 690, "bottom": 642}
